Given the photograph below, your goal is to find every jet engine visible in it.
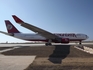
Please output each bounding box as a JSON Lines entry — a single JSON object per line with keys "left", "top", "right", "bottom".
{"left": 54, "top": 38, "right": 69, "bottom": 43}
{"left": 61, "top": 38, "right": 69, "bottom": 43}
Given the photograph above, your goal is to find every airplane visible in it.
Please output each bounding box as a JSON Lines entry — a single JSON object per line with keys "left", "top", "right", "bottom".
{"left": 0, "top": 15, "right": 89, "bottom": 46}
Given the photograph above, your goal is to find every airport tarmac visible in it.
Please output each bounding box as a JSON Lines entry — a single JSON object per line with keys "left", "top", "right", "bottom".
{"left": 0, "top": 42, "right": 93, "bottom": 47}
{"left": 0, "top": 43, "right": 93, "bottom": 70}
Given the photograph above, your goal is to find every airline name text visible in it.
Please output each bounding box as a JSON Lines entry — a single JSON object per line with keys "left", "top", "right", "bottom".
{"left": 55, "top": 34, "right": 77, "bottom": 37}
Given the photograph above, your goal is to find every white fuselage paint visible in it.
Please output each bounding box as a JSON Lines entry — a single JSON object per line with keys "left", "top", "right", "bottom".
{"left": 13, "top": 33, "right": 88, "bottom": 41}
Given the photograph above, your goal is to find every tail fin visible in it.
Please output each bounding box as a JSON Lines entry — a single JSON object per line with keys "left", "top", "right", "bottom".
{"left": 5, "top": 20, "right": 20, "bottom": 33}
{"left": 12, "top": 15, "right": 24, "bottom": 23}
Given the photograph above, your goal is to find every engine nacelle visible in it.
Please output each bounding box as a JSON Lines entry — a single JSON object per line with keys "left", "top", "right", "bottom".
{"left": 61, "top": 38, "right": 69, "bottom": 43}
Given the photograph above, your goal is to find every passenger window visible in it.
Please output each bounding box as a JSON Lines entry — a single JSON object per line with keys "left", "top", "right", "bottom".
{"left": 77, "top": 34, "right": 81, "bottom": 36}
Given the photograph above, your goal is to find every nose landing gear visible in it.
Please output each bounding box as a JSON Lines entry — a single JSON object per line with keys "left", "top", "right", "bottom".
{"left": 77, "top": 41, "right": 84, "bottom": 49}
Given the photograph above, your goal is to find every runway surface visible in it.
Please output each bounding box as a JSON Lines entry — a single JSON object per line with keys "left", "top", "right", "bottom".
{"left": 0, "top": 43, "right": 93, "bottom": 70}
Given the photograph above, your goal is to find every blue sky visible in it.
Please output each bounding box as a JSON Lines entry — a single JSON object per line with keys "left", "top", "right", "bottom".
{"left": 0, "top": 0, "right": 93, "bottom": 42}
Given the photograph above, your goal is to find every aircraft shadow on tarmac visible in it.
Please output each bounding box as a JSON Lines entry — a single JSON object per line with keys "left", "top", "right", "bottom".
{"left": 1, "top": 45, "right": 70, "bottom": 64}
{"left": 48, "top": 45, "right": 70, "bottom": 64}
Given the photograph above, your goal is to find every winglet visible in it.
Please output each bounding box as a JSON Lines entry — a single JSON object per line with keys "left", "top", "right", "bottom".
{"left": 12, "top": 15, "right": 24, "bottom": 23}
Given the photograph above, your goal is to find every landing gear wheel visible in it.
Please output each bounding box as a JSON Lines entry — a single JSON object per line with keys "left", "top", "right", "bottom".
{"left": 45, "top": 43, "right": 52, "bottom": 46}
{"left": 79, "top": 42, "right": 81, "bottom": 45}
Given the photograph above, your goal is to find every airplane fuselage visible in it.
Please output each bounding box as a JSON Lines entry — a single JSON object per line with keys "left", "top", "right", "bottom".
{"left": 13, "top": 33, "right": 88, "bottom": 42}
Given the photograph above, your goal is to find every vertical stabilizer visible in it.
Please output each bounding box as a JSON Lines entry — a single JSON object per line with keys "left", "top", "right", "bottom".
{"left": 5, "top": 20, "right": 20, "bottom": 33}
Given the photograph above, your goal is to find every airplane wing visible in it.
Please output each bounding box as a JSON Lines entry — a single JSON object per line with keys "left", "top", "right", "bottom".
{"left": 12, "top": 15, "right": 60, "bottom": 40}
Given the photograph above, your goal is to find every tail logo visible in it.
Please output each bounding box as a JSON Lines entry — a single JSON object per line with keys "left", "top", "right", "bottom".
{"left": 7, "top": 24, "right": 13, "bottom": 30}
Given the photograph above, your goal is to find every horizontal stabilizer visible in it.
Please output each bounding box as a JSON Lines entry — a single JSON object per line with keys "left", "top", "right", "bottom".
{"left": 0, "top": 31, "right": 13, "bottom": 36}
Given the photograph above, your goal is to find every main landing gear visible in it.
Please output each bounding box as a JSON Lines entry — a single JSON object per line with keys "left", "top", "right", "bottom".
{"left": 45, "top": 39, "right": 52, "bottom": 46}
{"left": 79, "top": 41, "right": 81, "bottom": 45}
{"left": 45, "top": 43, "right": 52, "bottom": 46}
